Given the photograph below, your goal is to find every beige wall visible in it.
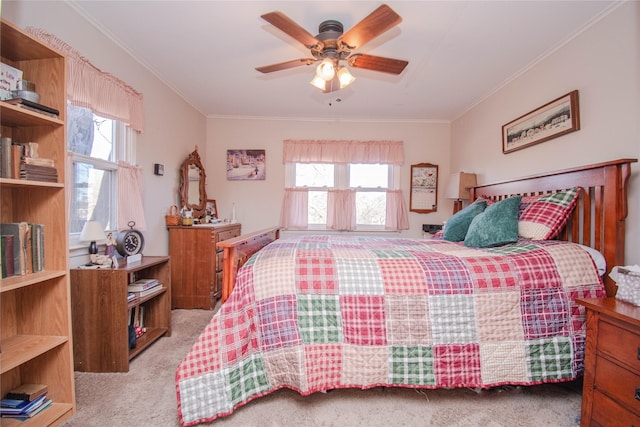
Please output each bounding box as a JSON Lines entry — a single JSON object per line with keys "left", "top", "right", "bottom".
{"left": 450, "top": 1, "right": 640, "bottom": 264}
{"left": 205, "top": 117, "right": 451, "bottom": 237}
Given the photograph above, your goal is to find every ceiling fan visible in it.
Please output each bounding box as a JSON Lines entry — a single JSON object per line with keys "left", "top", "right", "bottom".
{"left": 256, "top": 4, "right": 408, "bottom": 93}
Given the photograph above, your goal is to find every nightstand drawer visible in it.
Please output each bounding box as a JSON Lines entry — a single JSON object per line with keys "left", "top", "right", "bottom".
{"left": 597, "top": 319, "right": 640, "bottom": 371}
{"left": 595, "top": 356, "right": 640, "bottom": 413}
{"left": 592, "top": 389, "right": 640, "bottom": 427}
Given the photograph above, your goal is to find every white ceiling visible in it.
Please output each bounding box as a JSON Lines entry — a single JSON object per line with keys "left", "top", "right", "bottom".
{"left": 69, "top": 1, "right": 618, "bottom": 122}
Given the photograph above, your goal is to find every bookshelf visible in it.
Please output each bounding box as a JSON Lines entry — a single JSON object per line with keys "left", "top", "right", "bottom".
{"left": 0, "top": 18, "right": 75, "bottom": 426}
{"left": 70, "top": 256, "right": 172, "bottom": 372}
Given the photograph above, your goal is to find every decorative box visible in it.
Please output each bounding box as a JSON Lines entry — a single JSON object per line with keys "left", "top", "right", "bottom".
{"left": 0, "top": 62, "right": 23, "bottom": 100}
{"left": 615, "top": 267, "right": 640, "bottom": 306}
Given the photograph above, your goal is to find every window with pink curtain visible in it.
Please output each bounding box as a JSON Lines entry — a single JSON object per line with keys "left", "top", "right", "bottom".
{"left": 281, "top": 140, "right": 409, "bottom": 231}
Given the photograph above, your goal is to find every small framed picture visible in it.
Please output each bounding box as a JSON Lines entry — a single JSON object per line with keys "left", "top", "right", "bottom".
{"left": 206, "top": 199, "right": 218, "bottom": 219}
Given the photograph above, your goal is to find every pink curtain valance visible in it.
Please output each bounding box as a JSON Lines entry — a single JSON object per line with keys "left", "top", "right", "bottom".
{"left": 26, "top": 27, "right": 145, "bottom": 133}
{"left": 283, "top": 140, "right": 404, "bottom": 165}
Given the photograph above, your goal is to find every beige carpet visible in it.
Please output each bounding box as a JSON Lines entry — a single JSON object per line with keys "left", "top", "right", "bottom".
{"left": 62, "top": 309, "right": 583, "bottom": 427}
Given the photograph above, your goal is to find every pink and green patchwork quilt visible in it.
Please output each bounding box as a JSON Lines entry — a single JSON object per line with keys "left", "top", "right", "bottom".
{"left": 176, "top": 235, "right": 605, "bottom": 425}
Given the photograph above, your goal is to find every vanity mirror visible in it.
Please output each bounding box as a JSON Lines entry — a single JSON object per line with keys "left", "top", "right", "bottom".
{"left": 179, "top": 146, "right": 207, "bottom": 219}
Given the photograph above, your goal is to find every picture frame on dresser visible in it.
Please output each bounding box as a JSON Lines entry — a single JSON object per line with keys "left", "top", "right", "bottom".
{"left": 206, "top": 199, "right": 217, "bottom": 219}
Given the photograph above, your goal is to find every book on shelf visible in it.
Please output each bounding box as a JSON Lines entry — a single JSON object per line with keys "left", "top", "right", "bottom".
{"left": 0, "top": 222, "right": 44, "bottom": 277}
{"left": 4, "top": 384, "right": 47, "bottom": 402}
{"left": 128, "top": 278, "right": 160, "bottom": 292}
{"left": 1, "top": 136, "right": 11, "bottom": 178}
{"left": 2, "top": 398, "right": 52, "bottom": 420}
{"left": 0, "top": 137, "right": 58, "bottom": 182}
{"left": 2, "top": 97, "right": 60, "bottom": 117}
{"left": 129, "top": 285, "right": 164, "bottom": 299}
{"left": 0, "top": 393, "right": 48, "bottom": 416}
{"left": 1, "top": 234, "right": 14, "bottom": 277}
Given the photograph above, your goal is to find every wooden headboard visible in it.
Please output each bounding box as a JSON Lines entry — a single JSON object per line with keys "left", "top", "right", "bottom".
{"left": 471, "top": 158, "right": 636, "bottom": 297}
{"left": 218, "top": 159, "right": 636, "bottom": 301}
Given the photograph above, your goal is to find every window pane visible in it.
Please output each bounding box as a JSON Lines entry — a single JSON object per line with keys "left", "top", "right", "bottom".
{"left": 67, "top": 104, "right": 114, "bottom": 161}
{"left": 296, "top": 164, "right": 334, "bottom": 187}
{"left": 308, "top": 190, "right": 327, "bottom": 224}
{"left": 350, "top": 164, "right": 388, "bottom": 188}
{"left": 70, "top": 162, "right": 114, "bottom": 233}
{"left": 356, "top": 192, "right": 386, "bottom": 225}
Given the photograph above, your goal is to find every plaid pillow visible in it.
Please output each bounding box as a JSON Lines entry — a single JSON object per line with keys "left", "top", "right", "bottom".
{"left": 518, "top": 187, "right": 581, "bottom": 240}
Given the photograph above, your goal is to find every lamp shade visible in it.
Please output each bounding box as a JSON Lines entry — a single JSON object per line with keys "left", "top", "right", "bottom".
{"left": 445, "top": 172, "right": 477, "bottom": 200}
{"left": 80, "top": 221, "right": 106, "bottom": 242}
{"left": 80, "top": 221, "right": 106, "bottom": 255}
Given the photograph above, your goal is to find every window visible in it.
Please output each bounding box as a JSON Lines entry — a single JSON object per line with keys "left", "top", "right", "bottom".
{"left": 67, "top": 103, "right": 133, "bottom": 235}
{"left": 290, "top": 162, "right": 396, "bottom": 229}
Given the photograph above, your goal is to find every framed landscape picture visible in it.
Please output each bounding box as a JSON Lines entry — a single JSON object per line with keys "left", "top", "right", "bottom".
{"left": 502, "top": 90, "right": 580, "bottom": 154}
{"left": 226, "top": 149, "right": 266, "bottom": 180}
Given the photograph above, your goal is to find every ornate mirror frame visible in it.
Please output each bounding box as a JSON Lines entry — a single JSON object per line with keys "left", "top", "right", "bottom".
{"left": 179, "top": 147, "right": 207, "bottom": 219}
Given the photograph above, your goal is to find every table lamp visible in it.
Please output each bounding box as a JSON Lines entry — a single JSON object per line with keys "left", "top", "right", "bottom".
{"left": 445, "top": 172, "right": 477, "bottom": 214}
{"left": 79, "top": 221, "right": 106, "bottom": 255}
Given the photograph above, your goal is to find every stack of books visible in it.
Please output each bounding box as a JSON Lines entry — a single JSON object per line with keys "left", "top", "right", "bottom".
{"left": 127, "top": 278, "right": 163, "bottom": 299}
{"left": 1, "top": 384, "right": 52, "bottom": 420}
{"left": 1, "top": 137, "right": 57, "bottom": 182}
{"left": 20, "top": 162, "right": 58, "bottom": 182}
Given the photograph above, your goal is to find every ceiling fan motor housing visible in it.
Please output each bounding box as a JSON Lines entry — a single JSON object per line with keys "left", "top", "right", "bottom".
{"left": 312, "top": 20, "right": 350, "bottom": 60}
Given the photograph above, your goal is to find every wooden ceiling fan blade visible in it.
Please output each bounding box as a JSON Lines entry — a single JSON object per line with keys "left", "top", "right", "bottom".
{"left": 261, "top": 11, "right": 323, "bottom": 50}
{"left": 348, "top": 54, "right": 408, "bottom": 75}
{"left": 339, "top": 4, "right": 402, "bottom": 49}
{"left": 256, "top": 58, "right": 317, "bottom": 73}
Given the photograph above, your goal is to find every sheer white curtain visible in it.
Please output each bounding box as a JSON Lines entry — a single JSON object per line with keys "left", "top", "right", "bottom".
{"left": 385, "top": 189, "right": 409, "bottom": 230}
{"left": 118, "top": 161, "right": 147, "bottom": 231}
{"left": 327, "top": 189, "right": 356, "bottom": 231}
{"left": 280, "top": 188, "right": 309, "bottom": 229}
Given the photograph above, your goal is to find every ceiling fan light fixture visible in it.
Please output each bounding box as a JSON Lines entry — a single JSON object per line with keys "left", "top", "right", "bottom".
{"left": 337, "top": 67, "right": 355, "bottom": 88}
{"left": 310, "top": 74, "right": 326, "bottom": 90}
{"left": 317, "top": 58, "right": 335, "bottom": 81}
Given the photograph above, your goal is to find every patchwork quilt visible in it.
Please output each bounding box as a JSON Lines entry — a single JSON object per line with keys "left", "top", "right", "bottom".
{"left": 176, "top": 235, "right": 605, "bottom": 426}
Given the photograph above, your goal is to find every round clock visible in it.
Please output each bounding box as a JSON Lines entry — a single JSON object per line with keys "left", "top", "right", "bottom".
{"left": 115, "top": 221, "right": 145, "bottom": 257}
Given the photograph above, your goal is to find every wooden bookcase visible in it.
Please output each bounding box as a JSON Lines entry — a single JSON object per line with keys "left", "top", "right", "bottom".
{"left": 70, "top": 256, "right": 172, "bottom": 372}
{"left": 0, "top": 18, "right": 76, "bottom": 426}
{"left": 168, "top": 223, "right": 241, "bottom": 309}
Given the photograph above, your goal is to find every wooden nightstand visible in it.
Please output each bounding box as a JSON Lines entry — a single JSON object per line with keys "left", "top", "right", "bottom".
{"left": 577, "top": 297, "right": 640, "bottom": 426}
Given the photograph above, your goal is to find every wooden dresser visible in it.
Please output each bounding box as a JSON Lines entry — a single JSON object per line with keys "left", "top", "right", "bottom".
{"left": 577, "top": 297, "right": 640, "bottom": 426}
{"left": 168, "top": 223, "right": 241, "bottom": 309}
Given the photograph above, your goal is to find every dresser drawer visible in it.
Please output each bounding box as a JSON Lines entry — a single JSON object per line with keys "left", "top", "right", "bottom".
{"left": 592, "top": 389, "right": 640, "bottom": 427}
{"left": 597, "top": 319, "right": 640, "bottom": 371}
{"left": 218, "top": 227, "right": 241, "bottom": 242}
{"left": 595, "top": 355, "right": 640, "bottom": 414}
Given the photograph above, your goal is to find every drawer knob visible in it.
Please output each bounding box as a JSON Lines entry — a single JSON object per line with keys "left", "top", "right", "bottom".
{"left": 636, "top": 387, "right": 640, "bottom": 401}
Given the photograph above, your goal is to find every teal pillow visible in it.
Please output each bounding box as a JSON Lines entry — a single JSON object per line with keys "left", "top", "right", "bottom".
{"left": 443, "top": 200, "right": 487, "bottom": 242}
{"left": 464, "top": 196, "right": 522, "bottom": 248}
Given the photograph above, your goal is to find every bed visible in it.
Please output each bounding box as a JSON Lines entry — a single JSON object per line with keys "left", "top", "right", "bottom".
{"left": 176, "top": 159, "right": 635, "bottom": 426}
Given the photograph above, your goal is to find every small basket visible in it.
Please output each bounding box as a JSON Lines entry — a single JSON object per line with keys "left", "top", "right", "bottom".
{"left": 615, "top": 267, "right": 640, "bottom": 306}
{"left": 165, "top": 205, "right": 180, "bottom": 226}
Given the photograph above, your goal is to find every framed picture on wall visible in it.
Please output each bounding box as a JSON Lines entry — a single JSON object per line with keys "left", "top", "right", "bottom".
{"left": 502, "top": 90, "right": 580, "bottom": 154}
{"left": 226, "top": 149, "right": 266, "bottom": 180}
{"left": 410, "top": 163, "right": 438, "bottom": 213}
